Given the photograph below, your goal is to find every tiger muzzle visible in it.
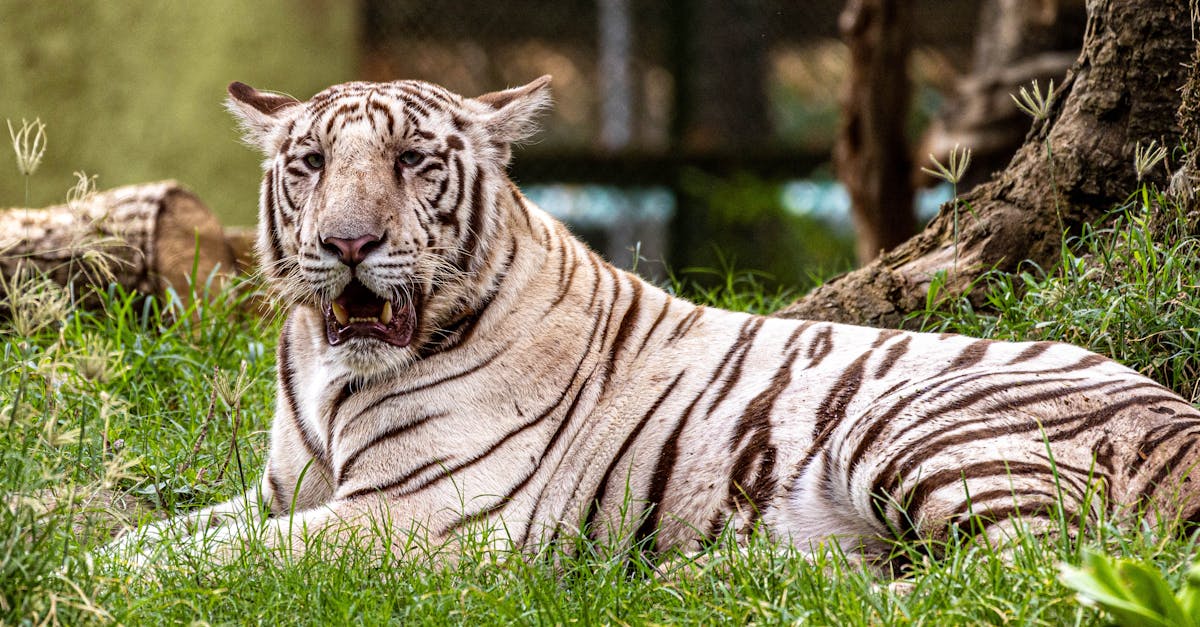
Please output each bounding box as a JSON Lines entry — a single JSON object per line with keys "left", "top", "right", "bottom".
{"left": 323, "top": 278, "right": 417, "bottom": 348}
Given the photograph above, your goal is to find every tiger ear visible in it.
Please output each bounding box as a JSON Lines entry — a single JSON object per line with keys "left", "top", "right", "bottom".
{"left": 226, "top": 81, "right": 300, "bottom": 153}
{"left": 474, "top": 75, "right": 552, "bottom": 145}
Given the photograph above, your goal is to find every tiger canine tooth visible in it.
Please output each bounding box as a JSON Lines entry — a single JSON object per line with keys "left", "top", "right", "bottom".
{"left": 381, "top": 301, "right": 393, "bottom": 325}
{"left": 331, "top": 301, "right": 349, "bottom": 325}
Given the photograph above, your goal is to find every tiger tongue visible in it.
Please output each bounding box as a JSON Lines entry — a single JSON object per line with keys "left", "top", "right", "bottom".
{"left": 324, "top": 280, "right": 416, "bottom": 348}
{"left": 335, "top": 280, "right": 388, "bottom": 320}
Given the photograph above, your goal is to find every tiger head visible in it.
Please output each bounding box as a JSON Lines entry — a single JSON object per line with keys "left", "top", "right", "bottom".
{"left": 227, "top": 77, "right": 551, "bottom": 374}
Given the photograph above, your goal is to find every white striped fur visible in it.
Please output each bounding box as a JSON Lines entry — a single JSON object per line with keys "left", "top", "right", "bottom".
{"left": 113, "top": 77, "right": 1200, "bottom": 566}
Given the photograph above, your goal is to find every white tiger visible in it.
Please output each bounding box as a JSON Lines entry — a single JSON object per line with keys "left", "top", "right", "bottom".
{"left": 111, "top": 76, "right": 1200, "bottom": 567}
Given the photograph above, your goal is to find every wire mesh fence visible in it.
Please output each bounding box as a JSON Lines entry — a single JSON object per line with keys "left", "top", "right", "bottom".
{"left": 0, "top": 0, "right": 985, "bottom": 286}
{"left": 359, "top": 0, "right": 982, "bottom": 283}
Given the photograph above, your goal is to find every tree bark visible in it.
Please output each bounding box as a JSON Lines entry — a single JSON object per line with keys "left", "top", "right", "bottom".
{"left": 777, "top": 0, "right": 1193, "bottom": 329}
{"left": 1167, "top": 27, "right": 1200, "bottom": 231}
{"left": 0, "top": 181, "right": 237, "bottom": 304}
{"left": 837, "top": 0, "right": 917, "bottom": 264}
{"left": 923, "top": 0, "right": 1086, "bottom": 190}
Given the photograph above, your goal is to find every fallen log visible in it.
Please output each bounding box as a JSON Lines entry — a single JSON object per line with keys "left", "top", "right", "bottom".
{"left": 0, "top": 180, "right": 238, "bottom": 304}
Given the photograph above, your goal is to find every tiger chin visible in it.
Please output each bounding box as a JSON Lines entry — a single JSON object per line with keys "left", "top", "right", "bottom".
{"left": 106, "top": 75, "right": 1200, "bottom": 571}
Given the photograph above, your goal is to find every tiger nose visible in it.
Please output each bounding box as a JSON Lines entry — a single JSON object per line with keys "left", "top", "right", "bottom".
{"left": 321, "top": 233, "right": 383, "bottom": 267}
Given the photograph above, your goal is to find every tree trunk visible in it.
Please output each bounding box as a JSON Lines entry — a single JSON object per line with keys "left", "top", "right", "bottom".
{"left": 837, "top": 0, "right": 917, "bottom": 263}
{"left": 1167, "top": 28, "right": 1200, "bottom": 232}
{"left": 0, "top": 181, "right": 238, "bottom": 305}
{"left": 777, "top": 0, "right": 1192, "bottom": 329}
{"left": 922, "top": 0, "right": 1086, "bottom": 190}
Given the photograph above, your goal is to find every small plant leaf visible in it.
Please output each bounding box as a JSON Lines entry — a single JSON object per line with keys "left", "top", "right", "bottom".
{"left": 1119, "top": 559, "right": 1192, "bottom": 626}
{"left": 1180, "top": 563, "right": 1200, "bottom": 623}
{"left": 1059, "top": 550, "right": 1187, "bottom": 627}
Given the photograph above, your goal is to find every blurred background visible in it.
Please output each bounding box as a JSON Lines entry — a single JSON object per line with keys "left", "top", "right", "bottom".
{"left": 0, "top": 0, "right": 1084, "bottom": 288}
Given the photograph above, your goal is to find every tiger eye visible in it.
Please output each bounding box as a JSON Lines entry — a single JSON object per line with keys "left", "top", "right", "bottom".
{"left": 398, "top": 150, "right": 424, "bottom": 166}
{"left": 303, "top": 153, "right": 325, "bottom": 170}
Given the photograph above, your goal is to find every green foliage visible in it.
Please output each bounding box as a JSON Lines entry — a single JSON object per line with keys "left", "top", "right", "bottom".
{"left": 672, "top": 170, "right": 856, "bottom": 293}
{"left": 1060, "top": 551, "right": 1200, "bottom": 627}
{"left": 0, "top": 265, "right": 276, "bottom": 624}
{"left": 915, "top": 186, "right": 1200, "bottom": 400}
{"left": 667, "top": 255, "right": 799, "bottom": 315}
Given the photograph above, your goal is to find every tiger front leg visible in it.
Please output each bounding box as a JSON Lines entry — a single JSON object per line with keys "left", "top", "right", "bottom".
{"left": 182, "top": 496, "right": 463, "bottom": 571}
{"left": 101, "top": 479, "right": 274, "bottom": 569}
{"left": 104, "top": 437, "right": 335, "bottom": 569}
{"left": 103, "top": 488, "right": 454, "bottom": 571}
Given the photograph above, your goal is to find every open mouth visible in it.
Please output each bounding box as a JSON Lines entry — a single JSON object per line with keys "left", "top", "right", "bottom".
{"left": 322, "top": 279, "right": 417, "bottom": 348}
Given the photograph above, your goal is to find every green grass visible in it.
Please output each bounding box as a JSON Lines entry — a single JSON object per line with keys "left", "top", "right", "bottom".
{"left": 5, "top": 185, "right": 1200, "bottom": 625}
{"left": 915, "top": 186, "right": 1200, "bottom": 401}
